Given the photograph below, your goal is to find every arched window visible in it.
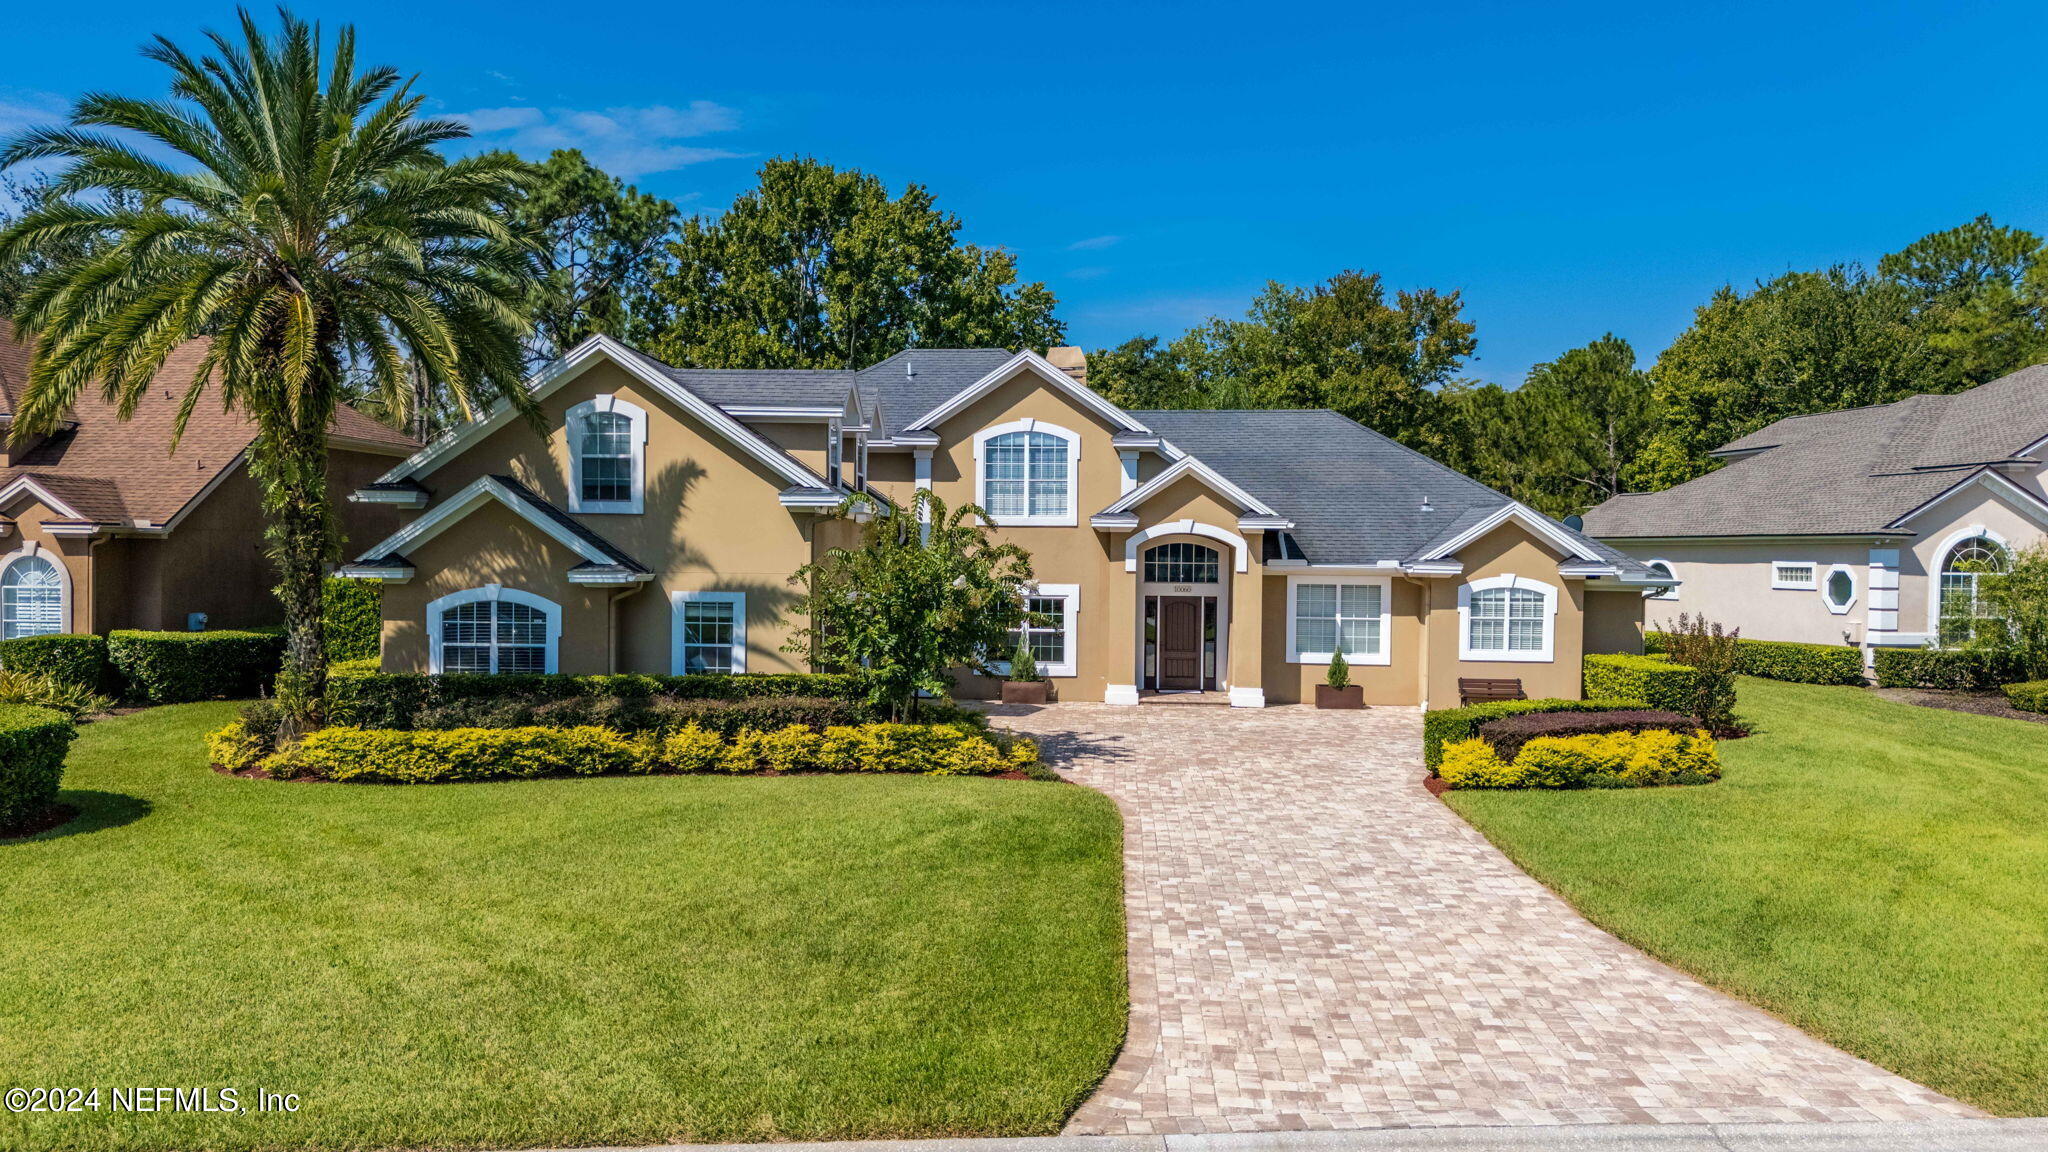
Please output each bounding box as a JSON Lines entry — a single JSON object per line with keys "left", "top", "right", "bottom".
{"left": 1144, "top": 542, "right": 1220, "bottom": 584}
{"left": 1459, "top": 575, "right": 1558, "bottom": 662}
{"left": 1939, "top": 535, "right": 2007, "bottom": 644}
{"left": 568, "top": 396, "right": 646, "bottom": 514}
{"left": 1642, "top": 559, "right": 1678, "bottom": 601}
{"left": 428, "top": 587, "right": 560, "bottom": 674}
{"left": 0, "top": 553, "right": 64, "bottom": 639}
{"left": 974, "top": 420, "right": 1078, "bottom": 526}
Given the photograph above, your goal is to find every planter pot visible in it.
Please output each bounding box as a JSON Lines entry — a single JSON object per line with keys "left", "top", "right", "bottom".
{"left": 1001, "top": 680, "right": 1051, "bottom": 705}
{"left": 1315, "top": 685, "right": 1365, "bottom": 710}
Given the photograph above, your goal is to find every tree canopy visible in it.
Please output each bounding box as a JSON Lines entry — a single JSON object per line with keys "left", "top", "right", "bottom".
{"left": 636, "top": 157, "right": 1063, "bottom": 369}
{"left": 499, "top": 148, "right": 676, "bottom": 366}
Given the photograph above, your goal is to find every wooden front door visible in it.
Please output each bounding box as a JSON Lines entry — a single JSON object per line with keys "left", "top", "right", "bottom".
{"left": 1159, "top": 596, "right": 1204, "bottom": 689}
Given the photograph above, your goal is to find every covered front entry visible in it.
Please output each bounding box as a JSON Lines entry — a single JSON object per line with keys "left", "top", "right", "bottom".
{"left": 1140, "top": 541, "right": 1224, "bottom": 693}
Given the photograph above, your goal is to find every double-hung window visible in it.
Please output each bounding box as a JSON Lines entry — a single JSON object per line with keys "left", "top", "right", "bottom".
{"left": 673, "top": 591, "right": 747, "bottom": 674}
{"left": 429, "top": 587, "right": 559, "bottom": 674}
{"left": 1460, "top": 576, "right": 1557, "bottom": 662}
{"left": 1287, "top": 576, "right": 1389, "bottom": 665}
{"left": 568, "top": 396, "right": 646, "bottom": 513}
{"left": 1004, "top": 583, "right": 1079, "bottom": 676}
{"left": 974, "top": 420, "right": 1078, "bottom": 526}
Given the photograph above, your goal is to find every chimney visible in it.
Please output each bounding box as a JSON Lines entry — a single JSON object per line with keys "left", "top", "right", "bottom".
{"left": 1045, "top": 346, "right": 1087, "bottom": 388}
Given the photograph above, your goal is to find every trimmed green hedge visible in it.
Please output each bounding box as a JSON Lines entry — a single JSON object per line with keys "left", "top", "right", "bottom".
{"left": 0, "top": 633, "right": 110, "bottom": 691}
{"left": 322, "top": 576, "right": 381, "bottom": 662}
{"left": 108, "top": 629, "right": 288, "bottom": 704}
{"left": 1872, "top": 647, "right": 2022, "bottom": 690}
{"left": 0, "top": 704, "right": 77, "bottom": 829}
{"left": 2001, "top": 681, "right": 2048, "bottom": 713}
{"left": 1424, "top": 697, "right": 1637, "bottom": 770}
{"left": 327, "top": 671, "right": 868, "bottom": 730}
{"left": 1583, "top": 654, "right": 1700, "bottom": 713}
{"left": 1645, "top": 631, "right": 1866, "bottom": 685}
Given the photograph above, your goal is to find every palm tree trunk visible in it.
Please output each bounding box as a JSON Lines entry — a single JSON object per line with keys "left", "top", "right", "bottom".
{"left": 252, "top": 412, "right": 336, "bottom": 739}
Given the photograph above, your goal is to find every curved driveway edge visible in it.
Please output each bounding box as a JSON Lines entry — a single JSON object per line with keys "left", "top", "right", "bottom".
{"left": 986, "top": 704, "right": 1979, "bottom": 1136}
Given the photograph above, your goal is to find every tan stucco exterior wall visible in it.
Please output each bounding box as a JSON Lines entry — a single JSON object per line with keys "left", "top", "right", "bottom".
{"left": 1260, "top": 574, "right": 1423, "bottom": 705}
{"left": 1607, "top": 538, "right": 1876, "bottom": 646}
{"left": 1582, "top": 589, "right": 1648, "bottom": 655}
{"left": 1900, "top": 483, "right": 2047, "bottom": 640}
{"left": 1421, "top": 522, "right": 1586, "bottom": 708}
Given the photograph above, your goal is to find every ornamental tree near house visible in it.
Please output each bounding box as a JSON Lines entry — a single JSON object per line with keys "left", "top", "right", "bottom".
{"left": 0, "top": 11, "right": 538, "bottom": 736}
{"left": 784, "top": 490, "right": 1034, "bottom": 721}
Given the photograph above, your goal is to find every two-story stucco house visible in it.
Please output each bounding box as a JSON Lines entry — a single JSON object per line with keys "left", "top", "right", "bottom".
{"left": 1582, "top": 363, "right": 2048, "bottom": 658}
{"left": 343, "top": 336, "right": 1665, "bottom": 707}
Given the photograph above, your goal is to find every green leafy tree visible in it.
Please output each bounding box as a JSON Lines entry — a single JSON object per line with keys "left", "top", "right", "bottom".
{"left": 1448, "top": 335, "right": 1658, "bottom": 517}
{"left": 784, "top": 490, "right": 1034, "bottom": 720}
{"left": 638, "top": 158, "right": 1062, "bottom": 369}
{"left": 502, "top": 148, "right": 676, "bottom": 366}
{"left": 1093, "top": 270, "right": 1477, "bottom": 454}
{"left": 1965, "top": 543, "right": 2048, "bottom": 679}
{"left": 0, "top": 10, "right": 536, "bottom": 735}
{"left": 1878, "top": 214, "right": 2048, "bottom": 392}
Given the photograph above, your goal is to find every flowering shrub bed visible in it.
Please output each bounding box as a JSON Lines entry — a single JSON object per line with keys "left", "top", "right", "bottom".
{"left": 1438, "top": 727, "right": 1720, "bottom": 789}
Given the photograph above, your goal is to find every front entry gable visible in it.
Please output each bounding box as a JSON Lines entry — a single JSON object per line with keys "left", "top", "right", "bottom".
{"left": 1092, "top": 454, "right": 1289, "bottom": 533}
{"left": 343, "top": 474, "right": 651, "bottom": 587}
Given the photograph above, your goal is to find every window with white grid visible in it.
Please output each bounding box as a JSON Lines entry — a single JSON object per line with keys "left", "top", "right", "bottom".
{"left": 672, "top": 591, "right": 747, "bottom": 674}
{"left": 974, "top": 421, "right": 1078, "bottom": 525}
{"left": 1286, "top": 576, "right": 1390, "bottom": 665}
{"left": 1460, "top": 576, "right": 1556, "bottom": 662}
{"left": 0, "top": 553, "right": 63, "bottom": 640}
{"left": 430, "top": 589, "right": 557, "bottom": 674}
{"left": 568, "top": 396, "right": 645, "bottom": 513}
{"left": 997, "top": 584, "right": 1078, "bottom": 676}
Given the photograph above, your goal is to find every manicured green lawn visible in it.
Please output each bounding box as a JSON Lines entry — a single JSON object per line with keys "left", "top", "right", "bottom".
{"left": 0, "top": 703, "right": 1126, "bottom": 1151}
{"left": 1448, "top": 676, "right": 2048, "bottom": 1116}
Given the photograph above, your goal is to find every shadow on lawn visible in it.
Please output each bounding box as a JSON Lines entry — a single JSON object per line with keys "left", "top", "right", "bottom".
{"left": 0, "top": 790, "right": 153, "bottom": 845}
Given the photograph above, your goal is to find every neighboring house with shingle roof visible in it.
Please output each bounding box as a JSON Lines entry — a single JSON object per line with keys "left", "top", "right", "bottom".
{"left": 345, "top": 335, "right": 1663, "bottom": 707}
{"left": 0, "top": 326, "right": 418, "bottom": 637}
{"left": 1582, "top": 363, "right": 2048, "bottom": 657}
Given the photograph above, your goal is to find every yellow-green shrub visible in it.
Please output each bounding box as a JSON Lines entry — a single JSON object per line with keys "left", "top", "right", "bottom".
{"left": 661, "top": 724, "right": 726, "bottom": 772}
{"left": 206, "top": 720, "right": 272, "bottom": 772}
{"left": 718, "top": 724, "right": 824, "bottom": 773}
{"left": 1440, "top": 728, "right": 1720, "bottom": 789}
{"left": 272, "top": 725, "right": 655, "bottom": 783}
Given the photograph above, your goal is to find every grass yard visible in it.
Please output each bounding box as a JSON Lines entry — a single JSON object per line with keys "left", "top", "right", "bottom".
{"left": 1448, "top": 676, "right": 2048, "bottom": 1116}
{"left": 0, "top": 703, "right": 1127, "bottom": 1152}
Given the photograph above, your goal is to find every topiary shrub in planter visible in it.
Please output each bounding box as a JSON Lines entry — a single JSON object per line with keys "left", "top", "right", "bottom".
{"left": 1316, "top": 650, "right": 1363, "bottom": 709}
{"left": 1474, "top": 708, "right": 1699, "bottom": 763}
{"left": 0, "top": 704, "right": 78, "bottom": 831}
{"left": 0, "top": 633, "right": 111, "bottom": 692}
{"left": 1001, "top": 636, "right": 1049, "bottom": 705}
{"left": 2002, "top": 680, "right": 2048, "bottom": 713}
{"left": 1582, "top": 653, "right": 1700, "bottom": 715}
{"left": 1438, "top": 727, "right": 1719, "bottom": 789}
{"left": 1423, "top": 697, "right": 1637, "bottom": 770}
{"left": 108, "top": 630, "right": 287, "bottom": 704}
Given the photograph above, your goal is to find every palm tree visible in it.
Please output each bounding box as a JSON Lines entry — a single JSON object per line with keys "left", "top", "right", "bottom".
{"left": 0, "top": 10, "right": 537, "bottom": 735}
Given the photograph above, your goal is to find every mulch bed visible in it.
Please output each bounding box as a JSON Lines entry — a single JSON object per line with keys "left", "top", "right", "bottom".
{"left": 0, "top": 802, "right": 79, "bottom": 839}
{"left": 1872, "top": 686, "right": 2048, "bottom": 726}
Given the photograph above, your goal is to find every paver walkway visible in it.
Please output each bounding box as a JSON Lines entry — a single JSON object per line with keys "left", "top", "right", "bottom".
{"left": 988, "top": 703, "right": 1979, "bottom": 1136}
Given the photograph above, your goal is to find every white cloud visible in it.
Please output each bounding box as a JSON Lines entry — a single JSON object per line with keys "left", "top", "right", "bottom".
{"left": 454, "top": 100, "right": 747, "bottom": 178}
{"left": 0, "top": 91, "right": 71, "bottom": 140}
{"left": 1067, "top": 265, "right": 1112, "bottom": 280}
{"left": 1067, "top": 234, "right": 1122, "bottom": 251}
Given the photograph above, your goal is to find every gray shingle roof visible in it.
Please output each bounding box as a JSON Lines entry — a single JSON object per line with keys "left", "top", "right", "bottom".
{"left": 1135, "top": 409, "right": 1647, "bottom": 572}
{"left": 1584, "top": 364, "right": 2048, "bottom": 539}
{"left": 490, "top": 475, "right": 650, "bottom": 573}
{"left": 857, "top": 349, "right": 1017, "bottom": 437}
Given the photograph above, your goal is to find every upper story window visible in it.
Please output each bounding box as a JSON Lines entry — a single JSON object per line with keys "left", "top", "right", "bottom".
{"left": 1459, "top": 574, "right": 1558, "bottom": 663}
{"left": 0, "top": 551, "right": 65, "bottom": 639}
{"left": 1939, "top": 535, "right": 2007, "bottom": 644}
{"left": 1144, "top": 542, "right": 1220, "bottom": 584}
{"left": 428, "top": 586, "right": 559, "bottom": 674}
{"left": 568, "top": 395, "right": 647, "bottom": 514}
{"left": 973, "top": 419, "right": 1079, "bottom": 526}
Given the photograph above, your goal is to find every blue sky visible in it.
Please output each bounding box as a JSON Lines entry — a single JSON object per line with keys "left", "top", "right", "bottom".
{"left": 6, "top": 1, "right": 2047, "bottom": 384}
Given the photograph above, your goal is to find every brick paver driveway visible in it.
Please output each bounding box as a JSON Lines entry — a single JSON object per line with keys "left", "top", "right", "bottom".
{"left": 990, "top": 703, "right": 1977, "bottom": 1136}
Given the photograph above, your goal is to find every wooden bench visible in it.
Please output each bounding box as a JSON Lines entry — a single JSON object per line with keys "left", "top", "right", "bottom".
{"left": 1459, "top": 677, "right": 1526, "bottom": 706}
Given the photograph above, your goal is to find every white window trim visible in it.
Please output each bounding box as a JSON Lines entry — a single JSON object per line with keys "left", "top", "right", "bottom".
{"left": 1458, "top": 574, "right": 1558, "bottom": 663}
{"left": 1821, "top": 563, "right": 1858, "bottom": 614}
{"left": 997, "top": 582, "right": 1081, "bottom": 678}
{"left": 426, "top": 585, "right": 561, "bottom": 674}
{"left": 0, "top": 542, "right": 70, "bottom": 639}
{"left": 567, "top": 394, "right": 648, "bottom": 514}
{"left": 1928, "top": 523, "right": 2011, "bottom": 639}
{"left": 1642, "top": 558, "right": 1679, "bottom": 601}
{"left": 1770, "top": 560, "right": 1817, "bottom": 590}
{"left": 972, "top": 418, "right": 1080, "bottom": 527}
{"left": 1286, "top": 574, "right": 1393, "bottom": 666}
{"left": 672, "top": 590, "right": 747, "bottom": 675}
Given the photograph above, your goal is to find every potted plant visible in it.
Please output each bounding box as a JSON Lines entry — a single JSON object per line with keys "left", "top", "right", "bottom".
{"left": 1315, "top": 650, "right": 1364, "bottom": 709}
{"left": 1001, "top": 636, "right": 1051, "bottom": 705}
